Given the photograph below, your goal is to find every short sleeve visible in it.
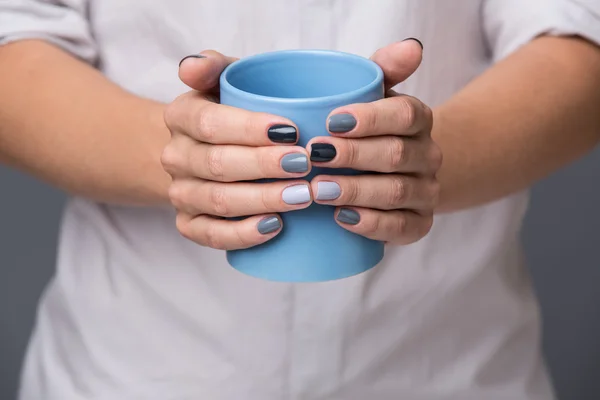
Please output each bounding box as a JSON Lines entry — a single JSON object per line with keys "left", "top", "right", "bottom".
{"left": 483, "top": 0, "right": 600, "bottom": 62}
{"left": 0, "top": 0, "right": 97, "bottom": 64}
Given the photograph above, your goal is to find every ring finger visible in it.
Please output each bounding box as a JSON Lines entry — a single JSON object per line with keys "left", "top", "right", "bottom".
{"left": 311, "top": 174, "right": 439, "bottom": 211}
{"left": 169, "top": 179, "right": 313, "bottom": 217}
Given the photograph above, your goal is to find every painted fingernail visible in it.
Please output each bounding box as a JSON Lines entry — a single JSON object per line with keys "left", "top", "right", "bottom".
{"left": 179, "top": 54, "right": 206, "bottom": 67}
{"left": 316, "top": 182, "right": 341, "bottom": 201}
{"left": 328, "top": 114, "right": 357, "bottom": 133}
{"left": 268, "top": 124, "right": 297, "bottom": 143}
{"left": 402, "top": 37, "right": 424, "bottom": 50}
{"left": 337, "top": 208, "right": 360, "bottom": 225}
{"left": 310, "top": 143, "right": 337, "bottom": 162}
{"left": 282, "top": 184, "right": 311, "bottom": 205}
{"left": 281, "top": 154, "right": 308, "bottom": 173}
{"left": 257, "top": 216, "right": 281, "bottom": 235}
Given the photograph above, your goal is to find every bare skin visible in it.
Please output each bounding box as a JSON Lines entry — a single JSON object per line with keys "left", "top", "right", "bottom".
{"left": 1, "top": 36, "right": 599, "bottom": 250}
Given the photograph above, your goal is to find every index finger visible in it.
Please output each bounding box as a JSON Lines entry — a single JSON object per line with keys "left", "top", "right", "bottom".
{"left": 165, "top": 92, "right": 299, "bottom": 146}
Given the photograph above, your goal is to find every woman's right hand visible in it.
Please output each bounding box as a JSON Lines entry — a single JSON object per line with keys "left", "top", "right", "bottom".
{"left": 162, "top": 51, "right": 313, "bottom": 250}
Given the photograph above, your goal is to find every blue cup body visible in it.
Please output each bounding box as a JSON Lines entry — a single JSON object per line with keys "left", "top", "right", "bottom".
{"left": 220, "top": 50, "right": 385, "bottom": 282}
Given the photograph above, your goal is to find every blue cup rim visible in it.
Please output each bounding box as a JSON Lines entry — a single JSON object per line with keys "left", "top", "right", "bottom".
{"left": 219, "top": 49, "right": 384, "bottom": 107}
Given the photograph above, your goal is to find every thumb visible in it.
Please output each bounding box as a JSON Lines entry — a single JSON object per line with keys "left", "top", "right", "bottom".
{"left": 370, "top": 38, "right": 423, "bottom": 91}
{"left": 178, "top": 50, "right": 238, "bottom": 92}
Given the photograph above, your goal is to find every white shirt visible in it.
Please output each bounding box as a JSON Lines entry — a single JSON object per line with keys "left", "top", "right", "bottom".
{"left": 2, "top": 1, "right": 600, "bottom": 399}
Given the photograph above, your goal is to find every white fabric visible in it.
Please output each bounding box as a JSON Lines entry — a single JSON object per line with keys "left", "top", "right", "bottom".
{"left": 2, "top": 1, "right": 600, "bottom": 399}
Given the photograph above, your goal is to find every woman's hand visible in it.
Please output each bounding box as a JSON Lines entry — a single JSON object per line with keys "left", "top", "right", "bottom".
{"left": 162, "top": 51, "right": 313, "bottom": 250}
{"left": 309, "top": 39, "right": 442, "bottom": 244}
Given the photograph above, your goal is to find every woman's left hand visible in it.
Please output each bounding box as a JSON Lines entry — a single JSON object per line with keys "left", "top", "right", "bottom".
{"left": 309, "top": 39, "right": 442, "bottom": 244}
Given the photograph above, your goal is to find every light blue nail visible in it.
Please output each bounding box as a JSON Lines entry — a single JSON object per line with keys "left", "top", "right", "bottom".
{"left": 337, "top": 208, "right": 360, "bottom": 225}
{"left": 282, "top": 184, "right": 311, "bottom": 205}
{"left": 328, "top": 113, "right": 357, "bottom": 133}
{"left": 257, "top": 216, "right": 281, "bottom": 234}
{"left": 281, "top": 153, "right": 308, "bottom": 173}
{"left": 316, "top": 181, "right": 341, "bottom": 201}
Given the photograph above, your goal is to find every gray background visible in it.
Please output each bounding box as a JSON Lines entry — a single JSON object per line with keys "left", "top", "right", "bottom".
{"left": 1, "top": 147, "right": 600, "bottom": 400}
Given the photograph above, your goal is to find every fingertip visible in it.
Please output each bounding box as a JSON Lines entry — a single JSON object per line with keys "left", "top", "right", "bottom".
{"left": 178, "top": 50, "right": 235, "bottom": 91}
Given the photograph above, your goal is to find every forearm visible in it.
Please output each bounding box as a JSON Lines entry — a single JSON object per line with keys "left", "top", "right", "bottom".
{"left": 434, "top": 36, "right": 600, "bottom": 213}
{"left": 0, "top": 40, "right": 171, "bottom": 206}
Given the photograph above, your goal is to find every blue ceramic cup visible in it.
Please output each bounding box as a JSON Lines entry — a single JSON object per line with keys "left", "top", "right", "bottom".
{"left": 220, "top": 49, "right": 385, "bottom": 282}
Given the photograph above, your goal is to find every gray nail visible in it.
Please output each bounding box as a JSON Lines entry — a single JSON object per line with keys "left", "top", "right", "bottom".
{"left": 328, "top": 114, "right": 357, "bottom": 133}
{"left": 316, "top": 181, "right": 341, "bottom": 201}
{"left": 282, "top": 184, "right": 311, "bottom": 205}
{"left": 281, "top": 153, "right": 308, "bottom": 173}
{"left": 337, "top": 208, "right": 360, "bottom": 225}
{"left": 257, "top": 216, "right": 281, "bottom": 234}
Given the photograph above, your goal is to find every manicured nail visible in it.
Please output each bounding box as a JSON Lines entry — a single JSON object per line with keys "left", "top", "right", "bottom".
{"left": 316, "top": 182, "right": 341, "bottom": 201}
{"left": 268, "top": 124, "right": 297, "bottom": 143}
{"left": 337, "top": 208, "right": 360, "bottom": 225}
{"left": 281, "top": 154, "right": 308, "bottom": 173}
{"left": 257, "top": 216, "right": 281, "bottom": 235}
{"left": 310, "top": 143, "right": 337, "bottom": 162}
{"left": 179, "top": 54, "right": 206, "bottom": 67}
{"left": 402, "top": 37, "right": 423, "bottom": 50}
{"left": 282, "top": 184, "right": 311, "bottom": 205}
{"left": 328, "top": 114, "right": 357, "bottom": 133}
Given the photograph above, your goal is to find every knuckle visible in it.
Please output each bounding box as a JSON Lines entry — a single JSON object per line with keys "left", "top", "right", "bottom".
{"left": 395, "top": 96, "right": 416, "bottom": 130}
{"left": 343, "top": 178, "right": 361, "bottom": 205}
{"left": 206, "top": 146, "right": 225, "bottom": 180}
{"left": 195, "top": 102, "right": 218, "bottom": 142}
{"left": 394, "top": 214, "right": 408, "bottom": 237}
{"left": 167, "top": 182, "right": 186, "bottom": 208}
{"left": 258, "top": 148, "right": 278, "bottom": 177}
{"left": 344, "top": 139, "right": 360, "bottom": 166}
{"left": 387, "top": 138, "right": 406, "bottom": 171}
{"left": 203, "top": 222, "right": 224, "bottom": 249}
{"left": 361, "top": 215, "right": 380, "bottom": 236}
{"left": 175, "top": 213, "right": 192, "bottom": 239}
{"left": 208, "top": 185, "right": 229, "bottom": 216}
{"left": 429, "top": 142, "right": 443, "bottom": 172}
{"left": 363, "top": 107, "right": 379, "bottom": 134}
{"left": 388, "top": 177, "right": 406, "bottom": 208}
{"left": 163, "top": 102, "right": 178, "bottom": 130}
{"left": 243, "top": 113, "right": 263, "bottom": 140}
{"left": 160, "top": 144, "right": 180, "bottom": 173}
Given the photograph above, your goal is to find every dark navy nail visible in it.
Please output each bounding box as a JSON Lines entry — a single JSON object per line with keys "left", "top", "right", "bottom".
{"left": 258, "top": 217, "right": 281, "bottom": 235}
{"left": 402, "top": 37, "right": 423, "bottom": 50}
{"left": 268, "top": 124, "right": 297, "bottom": 143}
{"left": 179, "top": 54, "right": 207, "bottom": 67}
{"left": 337, "top": 208, "right": 360, "bottom": 225}
{"left": 310, "top": 143, "right": 337, "bottom": 162}
{"left": 328, "top": 114, "right": 357, "bottom": 133}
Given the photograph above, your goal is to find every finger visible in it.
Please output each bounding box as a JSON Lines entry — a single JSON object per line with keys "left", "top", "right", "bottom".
{"left": 169, "top": 179, "right": 312, "bottom": 217}
{"left": 370, "top": 39, "right": 423, "bottom": 91}
{"left": 326, "top": 95, "right": 433, "bottom": 138}
{"left": 334, "top": 207, "right": 433, "bottom": 245}
{"left": 307, "top": 136, "right": 441, "bottom": 174}
{"left": 176, "top": 212, "right": 282, "bottom": 250}
{"left": 162, "top": 136, "right": 310, "bottom": 181}
{"left": 164, "top": 94, "right": 298, "bottom": 146}
{"left": 178, "top": 50, "right": 238, "bottom": 92}
{"left": 311, "top": 174, "right": 439, "bottom": 211}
